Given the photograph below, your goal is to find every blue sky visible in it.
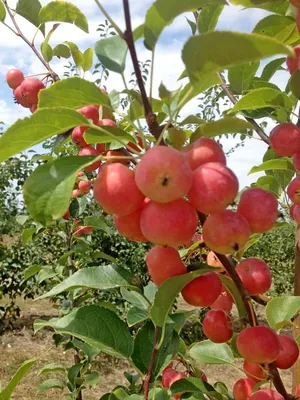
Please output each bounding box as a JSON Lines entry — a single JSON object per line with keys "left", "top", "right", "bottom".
{"left": 0, "top": 0, "right": 291, "bottom": 188}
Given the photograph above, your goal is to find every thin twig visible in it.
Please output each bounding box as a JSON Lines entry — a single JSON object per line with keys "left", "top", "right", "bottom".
{"left": 94, "top": 0, "right": 124, "bottom": 37}
{"left": 144, "top": 327, "right": 159, "bottom": 400}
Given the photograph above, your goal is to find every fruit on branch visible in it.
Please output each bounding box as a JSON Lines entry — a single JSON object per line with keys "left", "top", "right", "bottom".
{"left": 62, "top": 209, "right": 72, "bottom": 220}
{"left": 162, "top": 367, "right": 185, "bottom": 399}
{"left": 114, "top": 199, "right": 149, "bottom": 242}
{"left": 232, "top": 377, "right": 255, "bottom": 400}
{"left": 127, "top": 133, "right": 144, "bottom": 153}
{"left": 290, "top": 204, "right": 297, "bottom": 218}
{"left": 167, "top": 127, "right": 186, "bottom": 150}
{"left": 6, "top": 68, "right": 24, "bottom": 89}
{"left": 293, "top": 152, "right": 300, "bottom": 171}
{"left": 96, "top": 143, "right": 106, "bottom": 154}
{"left": 140, "top": 198, "right": 198, "bottom": 246}
{"left": 250, "top": 388, "right": 284, "bottom": 400}
{"left": 78, "top": 180, "right": 92, "bottom": 195}
{"left": 77, "top": 105, "right": 99, "bottom": 124}
{"left": 30, "top": 103, "right": 37, "bottom": 113}
{"left": 243, "top": 360, "right": 268, "bottom": 382}
{"left": 236, "top": 258, "right": 272, "bottom": 295}
{"left": 210, "top": 290, "right": 233, "bottom": 312}
{"left": 269, "top": 122, "right": 300, "bottom": 156}
{"left": 78, "top": 146, "right": 102, "bottom": 172}
{"left": 94, "top": 163, "right": 145, "bottom": 216}
{"left": 18, "top": 78, "right": 45, "bottom": 108}
{"left": 202, "top": 309, "right": 233, "bottom": 343}
{"left": 286, "top": 44, "right": 300, "bottom": 75}
{"left": 98, "top": 118, "right": 118, "bottom": 127}
{"left": 135, "top": 146, "right": 193, "bottom": 203}
{"left": 181, "top": 272, "right": 222, "bottom": 307}
{"left": 287, "top": 176, "right": 300, "bottom": 205}
{"left": 237, "top": 326, "right": 280, "bottom": 364}
{"left": 184, "top": 137, "right": 226, "bottom": 171}
{"left": 202, "top": 210, "right": 251, "bottom": 255}
{"left": 72, "top": 126, "right": 88, "bottom": 147}
{"left": 237, "top": 188, "right": 278, "bottom": 233}
{"left": 106, "top": 150, "right": 130, "bottom": 165}
{"left": 292, "top": 205, "right": 300, "bottom": 223}
{"left": 187, "top": 162, "right": 238, "bottom": 214}
{"left": 146, "top": 245, "right": 186, "bottom": 285}
{"left": 274, "top": 334, "right": 299, "bottom": 370}
{"left": 73, "top": 226, "right": 93, "bottom": 236}
{"left": 72, "top": 189, "right": 82, "bottom": 198}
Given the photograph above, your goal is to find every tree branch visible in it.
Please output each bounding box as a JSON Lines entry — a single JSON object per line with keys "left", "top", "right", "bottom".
{"left": 144, "top": 327, "right": 159, "bottom": 400}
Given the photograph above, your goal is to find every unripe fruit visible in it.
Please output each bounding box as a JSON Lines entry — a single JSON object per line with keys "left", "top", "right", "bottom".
{"left": 114, "top": 200, "right": 149, "bottom": 242}
{"left": 181, "top": 272, "right": 222, "bottom": 307}
{"left": 96, "top": 143, "right": 106, "bottom": 154}
{"left": 18, "top": 78, "right": 45, "bottom": 107}
{"left": 202, "top": 310, "right": 233, "bottom": 343}
{"left": 270, "top": 122, "right": 300, "bottom": 156}
{"left": 233, "top": 378, "right": 255, "bottom": 400}
{"left": 292, "top": 205, "right": 300, "bottom": 223}
{"left": 140, "top": 199, "right": 198, "bottom": 246}
{"left": 135, "top": 146, "right": 193, "bottom": 203}
{"left": 286, "top": 45, "right": 300, "bottom": 75}
{"left": 243, "top": 360, "right": 268, "bottom": 382}
{"left": 78, "top": 180, "right": 92, "bottom": 194}
{"left": 98, "top": 118, "right": 117, "bottom": 127}
{"left": 293, "top": 152, "right": 300, "bottom": 170}
{"left": 187, "top": 162, "right": 238, "bottom": 214}
{"left": 237, "top": 188, "right": 278, "bottom": 233}
{"left": 78, "top": 146, "right": 102, "bottom": 172}
{"left": 250, "top": 389, "right": 284, "bottom": 400}
{"left": 106, "top": 150, "right": 129, "bottom": 165}
{"left": 77, "top": 105, "right": 99, "bottom": 124}
{"left": 237, "top": 326, "right": 280, "bottom": 364}
{"left": 274, "top": 335, "right": 299, "bottom": 370}
{"left": 287, "top": 176, "right": 300, "bottom": 205}
{"left": 94, "top": 163, "right": 145, "bottom": 216}
{"left": 72, "top": 126, "right": 88, "bottom": 147}
{"left": 202, "top": 210, "right": 251, "bottom": 255}
{"left": 184, "top": 137, "right": 226, "bottom": 171}
{"left": 236, "top": 258, "right": 272, "bottom": 295}
{"left": 210, "top": 290, "right": 233, "bottom": 313}
{"left": 6, "top": 68, "right": 24, "bottom": 89}
{"left": 146, "top": 246, "right": 186, "bottom": 286}
{"left": 206, "top": 251, "right": 225, "bottom": 272}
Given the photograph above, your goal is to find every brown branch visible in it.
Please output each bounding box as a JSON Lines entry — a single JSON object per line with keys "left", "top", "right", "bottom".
{"left": 251, "top": 294, "right": 270, "bottom": 306}
{"left": 143, "top": 327, "right": 159, "bottom": 400}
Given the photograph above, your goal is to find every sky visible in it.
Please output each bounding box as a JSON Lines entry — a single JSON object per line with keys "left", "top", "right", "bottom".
{"left": 0, "top": 0, "right": 292, "bottom": 189}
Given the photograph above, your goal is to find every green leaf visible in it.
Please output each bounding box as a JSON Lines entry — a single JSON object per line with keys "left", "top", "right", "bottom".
{"left": 95, "top": 36, "right": 128, "bottom": 74}
{"left": 120, "top": 288, "right": 150, "bottom": 310}
{"left": 171, "top": 377, "right": 222, "bottom": 399}
{"left": 24, "top": 265, "right": 41, "bottom": 281}
{"left": 85, "top": 371, "right": 100, "bottom": 387}
{"left": 228, "top": 62, "right": 259, "bottom": 94}
{"left": 229, "top": 0, "right": 289, "bottom": 15}
{"left": 248, "top": 158, "right": 295, "bottom": 175}
{"left": 64, "top": 41, "right": 83, "bottom": 67}
{"left": 16, "top": 215, "right": 29, "bottom": 225}
{"left": 82, "top": 48, "right": 94, "bottom": 72}
{"left": 92, "top": 251, "right": 116, "bottom": 263}
{"left": 253, "top": 175, "right": 281, "bottom": 196}
{"left": 253, "top": 15, "right": 297, "bottom": 44}
{"left": 150, "top": 268, "right": 214, "bottom": 327}
{"left": 228, "top": 88, "right": 293, "bottom": 114}
{"left": 0, "top": 359, "right": 37, "bottom": 400}
{"left": 53, "top": 43, "right": 71, "bottom": 59}
{"left": 266, "top": 296, "right": 300, "bottom": 331}
{"left": 0, "top": 108, "right": 88, "bottom": 163}
{"left": 84, "top": 126, "right": 134, "bottom": 146}
{"left": 83, "top": 216, "right": 110, "bottom": 234}
{"left": 16, "top": 0, "right": 44, "bottom": 35}
{"left": 37, "top": 378, "right": 64, "bottom": 392}
{"left": 39, "top": 1, "right": 88, "bottom": 33}
{"left": 37, "top": 267, "right": 59, "bottom": 284}
{"left": 127, "top": 307, "right": 149, "bottom": 327}
{"left": 189, "top": 340, "right": 235, "bottom": 365}
{"left": 41, "top": 42, "right": 53, "bottom": 63}
{"left": 180, "top": 116, "right": 204, "bottom": 125}
{"left": 290, "top": 70, "right": 300, "bottom": 100}
{"left": 21, "top": 228, "right": 36, "bottom": 246}
{"left": 131, "top": 321, "right": 179, "bottom": 379}
{"left": 186, "top": 17, "right": 197, "bottom": 35}
{"left": 38, "top": 265, "right": 138, "bottom": 299}
{"left": 144, "top": 0, "right": 226, "bottom": 50}
{"left": 38, "top": 363, "right": 65, "bottom": 375}
{"left": 198, "top": 5, "right": 224, "bottom": 33}
{"left": 23, "top": 156, "right": 97, "bottom": 225}
{"left": 34, "top": 306, "right": 133, "bottom": 358}
{"left": 219, "top": 275, "right": 247, "bottom": 319}
{"left": 39, "top": 77, "right": 110, "bottom": 109}
{"left": 0, "top": 2, "right": 6, "bottom": 22}
{"left": 193, "top": 117, "right": 253, "bottom": 140}
{"left": 182, "top": 31, "right": 293, "bottom": 83}
{"left": 261, "top": 58, "right": 285, "bottom": 82}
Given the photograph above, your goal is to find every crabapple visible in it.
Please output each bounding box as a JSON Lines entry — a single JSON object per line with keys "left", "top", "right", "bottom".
{"left": 236, "top": 258, "right": 272, "bottom": 295}
{"left": 287, "top": 176, "right": 300, "bottom": 205}
{"left": 72, "top": 126, "right": 88, "bottom": 147}
{"left": 140, "top": 198, "right": 198, "bottom": 246}
{"left": 73, "top": 226, "right": 93, "bottom": 236}
{"left": 293, "top": 384, "right": 300, "bottom": 396}
{"left": 13, "top": 86, "right": 24, "bottom": 106}
{"left": 94, "top": 163, "right": 144, "bottom": 216}
{"left": 135, "top": 146, "right": 193, "bottom": 203}
{"left": 114, "top": 200, "right": 149, "bottom": 242}
{"left": 77, "top": 105, "right": 99, "bottom": 124}
{"left": 106, "top": 150, "right": 130, "bottom": 165}
{"left": 78, "top": 180, "right": 92, "bottom": 194}
{"left": 210, "top": 290, "right": 233, "bottom": 313}
{"left": 250, "top": 389, "right": 284, "bottom": 400}
{"left": 237, "top": 188, "right": 278, "bottom": 233}
{"left": 202, "top": 309, "right": 233, "bottom": 343}
{"left": 292, "top": 205, "right": 300, "bottom": 223}
{"left": 237, "top": 326, "right": 280, "bottom": 364}
{"left": 6, "top": 68, "right": 24, "bottom": 89}
{"left": 98, "top": 118, "right": 117, "bottom": 127}
{"left": 184, "top": 137, "right": 226, "bottom": 171}
{"left": 233, "top": 378, "right": 255, "bottom": 400}
{"left": 202, "top": 210, "right": 251, "bottom": 255}
{"left": 243, "top": 360, "right": 268, "bottom": 382}
{"left": 206, "top": 251, "right": 225, "bottom": 272}
{"left": 274, "top": 335, "right": 299, "bottom": 370}
{"left": 286, "top": 45, "right": 300, "bottom": 75}
{"left": 62, "top": 209, "right": 71, "bottom": 220}
{"left": 291, "top": 0, "right": 300, "bottom": 9}
{"left": 127, "top": 133, "right": 144, "bottom": 153}
{"left": 146, "top": 246, "right": 186, "bottom": 286}
{"left": 181, "top": 272, "right": 222, "bottom": 307}
{"left": 78, "top": 146, "right": 102, "bottom": 172}
{"left": 96, "top": 143, "right": 106, "bottom": 154}
{"left": 77, "top": 171, "right": 85, "bottom": 178}
{"left": 30, "top": 103, "right": 37, "bottom": 113}
{"left": 18, "top": 78, "right": 45, "bottom": 107}
{"left": 72, "top": 189, "right": 81, "bottom": 198}
{"left": 293, "top": 152, "right": 300, "bottom": 171}
{"left": 187, "top": 162, "right": 238, "bottom": 214}
{"left": 162, "top": 367, "right": 185, "bottom": 400}
{"left": 269, "top": 123, "right": 300, "bottom": 156}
